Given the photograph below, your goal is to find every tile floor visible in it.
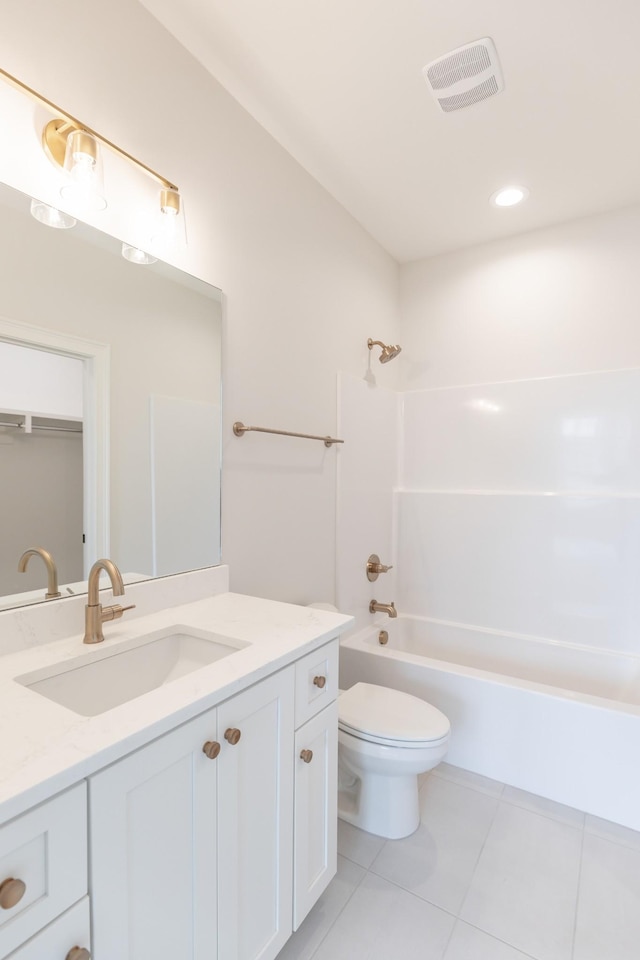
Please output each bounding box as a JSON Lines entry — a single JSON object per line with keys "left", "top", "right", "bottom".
{"left": 278, "top": 763, "right": 640, "bottom": 960}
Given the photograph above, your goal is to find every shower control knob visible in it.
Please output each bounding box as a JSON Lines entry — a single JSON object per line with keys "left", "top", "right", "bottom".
{"left": 300, "top": 749, "right": 314, "bottom": 764}
{"left": 202, "top": 740, "right": 221, "bottom": 760}
{"left": 366, "top": 554, "right": 393, "bottom": 582}
{"left": 224, "top": 728, "right": 242, "bottom": 746}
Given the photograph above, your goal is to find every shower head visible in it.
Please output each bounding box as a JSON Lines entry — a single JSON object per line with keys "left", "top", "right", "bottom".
{"left": 368, "top": 338, "right": 402, "bottom": 364}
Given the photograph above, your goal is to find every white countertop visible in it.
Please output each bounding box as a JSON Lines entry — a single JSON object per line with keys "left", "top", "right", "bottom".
{"left": 0, "top": 590, "right": 352, "bottom": 824}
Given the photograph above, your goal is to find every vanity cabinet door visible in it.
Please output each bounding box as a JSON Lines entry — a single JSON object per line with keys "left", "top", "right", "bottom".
{"left": 217, "top": 668, "right": 295, "bottom": 960}
{"left": 293, "top": 700, "right": 338, "bottom": 930}
{"left": 88, "top": 709, "right": 219, "bottom": 960}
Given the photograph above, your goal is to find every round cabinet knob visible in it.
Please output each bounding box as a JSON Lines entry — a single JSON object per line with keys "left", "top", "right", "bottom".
{"left": 300, "top": 749, "right": 314, "bottom": 764}
{"left": 66, "top": 947, "right": 91, "bottom": 960}
{"left": 202, "top": 740, "right": 221, "bottom": 760}
{"left": 224, "top": 727, "right": 242, "bottom": 745}
{"left": 313, "top": 675, "right": 326, "bottom": 689}
{"left": 66, "top": 948, "right": 91, "bottom": 960}
{"left": 0, "top": 877, "right": 26, "bottom": 910}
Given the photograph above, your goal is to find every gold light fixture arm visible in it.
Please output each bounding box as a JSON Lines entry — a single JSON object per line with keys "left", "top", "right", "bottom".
{"left": 0, "top": 66, "right": 178, "bottom": 191}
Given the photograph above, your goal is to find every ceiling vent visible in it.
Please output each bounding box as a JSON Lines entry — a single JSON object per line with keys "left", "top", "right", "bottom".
{"left": 423, "top": 38, "right": 504, "bottom": 113}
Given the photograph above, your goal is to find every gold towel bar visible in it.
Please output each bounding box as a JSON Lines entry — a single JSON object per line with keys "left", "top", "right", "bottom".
{"left": 233, "top": 421, "right": 344, "bottom": 448}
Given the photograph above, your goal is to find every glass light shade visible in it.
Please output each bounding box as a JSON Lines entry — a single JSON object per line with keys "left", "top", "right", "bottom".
{"left": 150, "top": 187, "right": 184, "bottom": 255}
{"left": 121, "top": 242, "right": 157, "bottom": 265}
{"left": 60, "top": 129, "right": 107, "bottom": 212}
{"left": 30, "top": 199, "right": 77, "bottom": 229}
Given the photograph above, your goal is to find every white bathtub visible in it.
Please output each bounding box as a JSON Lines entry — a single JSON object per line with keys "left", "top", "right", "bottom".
{"left": 339, "top": 616, "right": 640, "bottom": 830}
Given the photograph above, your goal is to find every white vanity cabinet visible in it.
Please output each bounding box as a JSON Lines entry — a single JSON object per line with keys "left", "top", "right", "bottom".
{"left": 89, "top": 666, "right": 295, "bottom": 960}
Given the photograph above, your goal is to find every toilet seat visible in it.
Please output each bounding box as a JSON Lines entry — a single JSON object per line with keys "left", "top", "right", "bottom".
{"left": 338, "top": 682, "right": 450, "bottom": 748}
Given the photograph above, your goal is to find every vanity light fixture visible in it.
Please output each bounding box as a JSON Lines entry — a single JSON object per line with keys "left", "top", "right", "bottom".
{"left": 490, "top": 185, "right": 529, "bottom": 207}
{"left": 0, "top": 67, "right": 182, "bottom": 247}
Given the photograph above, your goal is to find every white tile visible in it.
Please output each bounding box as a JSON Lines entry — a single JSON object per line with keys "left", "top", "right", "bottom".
{"left": 397, "top": 490, "right": 640, "bottom": 653}
{"left": 370, "top": 774, "right": 498, "bottom": 914}
{"left": 584, "top": 813, "right": 640, "bottom": 852}
{"left": 444, "top": 921, "right": 534, "bottom": 960}
{"left": 501, "top": 785, "right": 585, "bottom": 829}
{"left": 431, "top": 762, "right": 505, "bottom": 799}
{"left": 402, "top": 370, "right": 640, "bottom": 494}
{"left": 337, "top": 818, "right": 386, "bottom": 868}
{"left": 461, "top": 803, "right": 582, "bottom": 960}
{"left": 312, "top": 872, "right": 455, "bottom": 960}
{"left": 574, "top": 834, "right": 640, "bottom": 960}
{"left": 276, "top": 856, "right": 364, "bottom": 960}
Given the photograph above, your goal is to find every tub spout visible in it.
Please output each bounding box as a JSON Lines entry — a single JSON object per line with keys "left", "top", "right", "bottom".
{"left": 369, "top": 599, "right": 398, "bottom": 618}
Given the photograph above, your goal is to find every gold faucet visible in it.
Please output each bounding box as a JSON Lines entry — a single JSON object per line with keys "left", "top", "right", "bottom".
{"left": 18, "top": 547, "right": 61, "bottom": 599}
{"left": 83, "top": 559, "right": 136, "bottom": 644}
{"left": 369, "top": 599, "right": 398, "bottom": 619}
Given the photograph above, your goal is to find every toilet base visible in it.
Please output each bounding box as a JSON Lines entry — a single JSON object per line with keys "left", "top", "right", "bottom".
{"left": 338, "top": 769, "right": 420, "bottom": 840}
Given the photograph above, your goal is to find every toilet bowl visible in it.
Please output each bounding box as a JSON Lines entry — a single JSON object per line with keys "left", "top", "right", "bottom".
{"left": 337, "top": 682, "right": 450, "bottom": 839}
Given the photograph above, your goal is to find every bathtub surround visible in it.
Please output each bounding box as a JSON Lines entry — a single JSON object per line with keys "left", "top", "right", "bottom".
{"left": 334, "top": 207, "right": 640, "bottom": 829}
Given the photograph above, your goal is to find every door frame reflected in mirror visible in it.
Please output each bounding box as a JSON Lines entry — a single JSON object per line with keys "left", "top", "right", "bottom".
{"left": 0, "top": 315, "right": 109, "bottom": 577}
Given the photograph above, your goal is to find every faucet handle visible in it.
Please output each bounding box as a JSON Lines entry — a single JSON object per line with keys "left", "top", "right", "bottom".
{"left": 366, "top": 554, "right": 393, "bottom": 582}
{"left": 101, "top": 603, "right": 136, "bottom": 623}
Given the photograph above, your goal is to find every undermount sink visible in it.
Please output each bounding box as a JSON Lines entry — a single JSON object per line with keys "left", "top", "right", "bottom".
{"left": 16, "top": 625, "right": 249, "bottom": 717}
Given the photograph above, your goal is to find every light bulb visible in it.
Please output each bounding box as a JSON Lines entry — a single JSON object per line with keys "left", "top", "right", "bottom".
{"left": 30, "top": 199, "right": 76, "bottom": 229}
{"left": 150, "top": 187, "right": 182, "bottom": 255}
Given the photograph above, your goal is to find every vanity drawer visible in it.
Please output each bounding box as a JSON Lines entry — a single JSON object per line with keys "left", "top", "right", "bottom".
{"left": 294, "top": 640, "right": 339, "bottom": 728}
{"left": 0, "top": 784, "right": 87, "bottom": 960}
{"left": 8, "top": 897, "right": 91, "bottom": 960}
{"left": 6, "top": 897, "right": 90, "bottom": 960}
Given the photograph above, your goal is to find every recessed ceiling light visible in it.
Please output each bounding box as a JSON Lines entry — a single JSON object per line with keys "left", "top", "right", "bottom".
{"left": 490, "top": 185, "right": 529, "bottom": 207}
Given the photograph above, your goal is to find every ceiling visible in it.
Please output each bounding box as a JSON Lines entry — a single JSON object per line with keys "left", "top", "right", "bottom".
{"left": 140, "top": 0, "right": 640, "bottom": 262}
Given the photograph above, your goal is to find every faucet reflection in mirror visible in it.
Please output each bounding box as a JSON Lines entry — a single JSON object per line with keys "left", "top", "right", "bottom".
{"left": 18, "top": 547, "right": 60, "bottom": 599}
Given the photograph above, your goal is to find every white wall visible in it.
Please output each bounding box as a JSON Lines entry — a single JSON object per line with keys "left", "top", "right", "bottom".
{"left": 398, "top": 206, "right": 640, "bottom": 657}
{"left": 0, "top": 0, "right": 399, "bottom": 605}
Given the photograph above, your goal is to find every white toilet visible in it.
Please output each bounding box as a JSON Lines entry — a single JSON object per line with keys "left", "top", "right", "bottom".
{"left": 337, "top": 682, "right": 450, "bottom": 839}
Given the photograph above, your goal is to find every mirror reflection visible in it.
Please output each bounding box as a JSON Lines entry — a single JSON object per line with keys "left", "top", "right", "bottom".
{"left": 0, "top": 181, "right": 222, "bottom": 611}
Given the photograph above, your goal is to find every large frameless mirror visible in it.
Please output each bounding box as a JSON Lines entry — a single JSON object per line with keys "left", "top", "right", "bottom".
{"left": 0, "top": 180, "right": 222, "bottom": 611}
